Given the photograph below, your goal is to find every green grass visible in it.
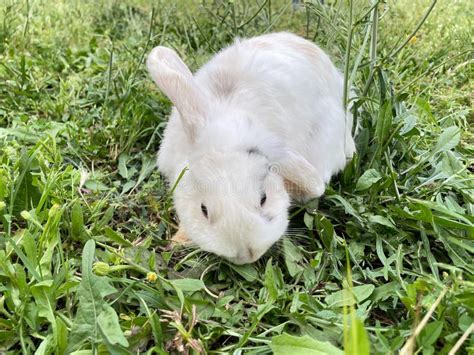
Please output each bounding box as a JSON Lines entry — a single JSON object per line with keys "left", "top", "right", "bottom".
{"left": 0, "top": 0, "right": 473, "bottom": 353}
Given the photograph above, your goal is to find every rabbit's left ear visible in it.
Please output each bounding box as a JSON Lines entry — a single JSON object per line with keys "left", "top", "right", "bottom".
{"left": 147, "top": 46, "right": 208, "bottom": 141}
{"left": 274, "top": 150, "right": 325, "bottom": 201}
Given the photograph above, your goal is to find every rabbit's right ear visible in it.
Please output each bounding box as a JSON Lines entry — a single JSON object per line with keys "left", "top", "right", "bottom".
{"left": 272, "top": 149, "right": 325, "bottom": 201}
{"left": 147, "top": 46, "right": 208, "bottom": 141}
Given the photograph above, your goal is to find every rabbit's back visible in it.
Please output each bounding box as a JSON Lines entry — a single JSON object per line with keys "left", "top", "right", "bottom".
{"left": 195, "top": 32, "right": 354, "bottom": 182}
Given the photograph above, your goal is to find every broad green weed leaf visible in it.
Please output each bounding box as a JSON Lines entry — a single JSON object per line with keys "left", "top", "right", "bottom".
{"left": 71, "top": 200, "right": 85, "bottom": 239}
{"left": 415, "top": 98, "right": 435, "bottom": 122}
{"left": 56, "top": 316, "right": 68, "bottom": 354}
{"left": 356, "top": 169, "right": 381, "bottom": 191}
{"left": 11, "top": 151, "right": 41, "bottom": 217}
{"left": 369, "top": 215, "right": 396, "bottom": 229}
{"left": 216, "top": 295, "right": 234, "bottom": 308}
{"left": 118, "top": 153, "right": 130, "bottom": 179}
{"left": 290, "top": 293, "right": 303, "bottom": 313}
{"left": 264, "top": 259, "right": 278, "bottom": 300}
{"left": 35, "top": 335, "right": 52, "bottom": 355}
{"left": 458, "top": 314, "right": 473, "bottom": 331}
{"left": 326, "top": 284, "right": 375, "bottom": 307}
{"left": 95, "top": 206, "right": 115, "bottom": 230}
{"left": 375, "top": 101, "right": 393, "bottom": 148}
{"left": 400, "top": 114, "right": 417, "bottom": 135}
{"left": 326, "top": 288, "right": 354, "bottom": 307}
{"left": 39, "top": 204, "right": 63, "bottom": 277}
{"left": 432, "top": 126, "right": 460, "bottom": 153}
{"left": 326, "top": 195, "right": 363, "bottom": 223}
{"left": 139, "top": 154, "right": 157, "bottom": 180}
{"left": 13, "top": 263, "right": 28, "bottom": 297}
{"left": 437, "top": 151, "right": 464, "bottom": 176}
{"left": 230, "top": 264, "right": 258, "bottom": 281}
{"left": 98, "top": 305, "right": 129, "bottom": 347}
{"left": 31, "top": 280, "right": 56, "bottom": 325}
{"left": 237, "top": 302, "right": 276, "bottom": 347}
{"left": 121, "top": 180, "right": 135, "bottom": 194}
{"left": 372, "top": 281, "right": 402, "bottom": 303}
{"left": 130, "top": 154, "right": 156, "bottom": 193}
{"left": 282, "top": 238, "right": 304, "bottom": 277}
{"left": 418, "top": 320, "right": 443, "bottom": 347}
{"left": 84, "top": 179, "right": 109, "bottom": 191}
{"left": 314, "top": 215, "right": 335, "bottom": 251}
{"left": 68, "top": 240, "right": 121, "bottom": 352}
{"left": 409, "top": 198, "right": 472, "bottom": 225}
{"left": 304, "top": 212, "right": 314, "bottom": 230}
{"left": 271, "top": 333, "right": 343, "bottom": 355}
{"left": 103, "top": 227, "right": 133, "bottom": 247}
{"left": 22, "top": 229, "right": 37, "bottom": 268}
{"left": 4, "top": 238, "right": 42, "bottom": 281}
{"left": 31, "top": 280, "right": 63, "bottom": 351}
{"left": 169, "top": 278, "right": 205, "bottom": 292}
{"left": 344, "top": 317, "right": 370, "bottom": 355}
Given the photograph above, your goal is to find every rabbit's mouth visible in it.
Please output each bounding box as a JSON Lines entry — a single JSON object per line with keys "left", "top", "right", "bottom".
{"left": 226, "top": 256, "right": 258, "bottom": 265}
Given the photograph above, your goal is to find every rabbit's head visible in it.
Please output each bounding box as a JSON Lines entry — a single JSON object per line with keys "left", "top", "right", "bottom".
{"left": 147, "top": 46, "right": 324, "bottom": 264}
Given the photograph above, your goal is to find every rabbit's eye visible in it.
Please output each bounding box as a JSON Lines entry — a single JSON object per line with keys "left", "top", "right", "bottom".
{"left": 201, "top": 203, "right": 208, "bottom": 218}
{"left": 260, "top": 193, "right": 267, "bottom": 206}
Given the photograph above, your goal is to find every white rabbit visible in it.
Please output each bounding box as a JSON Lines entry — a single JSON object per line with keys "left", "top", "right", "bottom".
{"left": 147, "top": 32, "right": 355, "bottom": 265}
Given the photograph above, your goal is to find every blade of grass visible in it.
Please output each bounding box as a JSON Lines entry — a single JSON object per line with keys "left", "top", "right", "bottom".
{"left": 399, "top": 286, "right": 449, "bottom": 355}
{"left": 448, "top": 323, "right": 474, "bottom": 355}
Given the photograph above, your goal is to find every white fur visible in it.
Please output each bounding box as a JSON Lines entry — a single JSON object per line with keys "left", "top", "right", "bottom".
{"left": 147, "top": 32, "right": 355, "bottom": 264}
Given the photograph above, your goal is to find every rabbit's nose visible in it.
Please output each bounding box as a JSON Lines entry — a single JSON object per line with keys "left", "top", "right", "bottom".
{"left": 230, "top": 246, "right": 257, "bottom": 265}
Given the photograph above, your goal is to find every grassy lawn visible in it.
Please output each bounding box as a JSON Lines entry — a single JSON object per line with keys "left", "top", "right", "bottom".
{"left": 0, "top": 0, "right": 472, "bottom": 353}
